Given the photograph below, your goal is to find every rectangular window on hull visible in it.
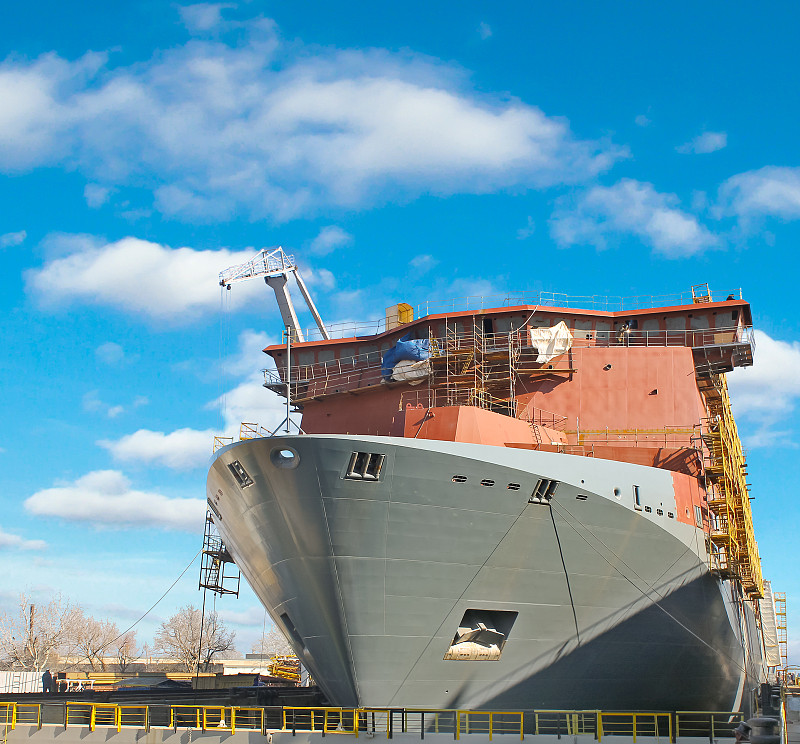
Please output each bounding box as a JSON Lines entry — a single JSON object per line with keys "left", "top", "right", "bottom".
{"left": 695, "top": 504, "right": 703, "bottom": 528}
{"left": 345, "top": 452, "right": 386, "bottom": 480}
{"left": 633, "top": 485, "right": 642, "bottom": 510}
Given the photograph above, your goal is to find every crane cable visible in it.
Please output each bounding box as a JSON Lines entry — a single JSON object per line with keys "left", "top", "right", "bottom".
{"left": 96, "top": 546, "right": 204, "bottom": 657}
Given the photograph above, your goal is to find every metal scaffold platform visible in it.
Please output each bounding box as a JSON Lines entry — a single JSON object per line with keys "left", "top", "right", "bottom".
{"left": 199, "top": 513, "right": 241, "bottom": 597}
{"left": 698, "top": 372, "right": 764, "bottom": 599}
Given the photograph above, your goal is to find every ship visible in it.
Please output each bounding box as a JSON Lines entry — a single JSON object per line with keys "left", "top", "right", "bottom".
{"left": 206, "top": 250, "right": 780, "bottom": 714}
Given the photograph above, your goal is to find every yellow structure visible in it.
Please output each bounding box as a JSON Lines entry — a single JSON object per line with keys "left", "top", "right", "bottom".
{"left": 775, "top": 592, "right": 788, "bottom": 671}
{"left": 698, "top": 373, "right": 763, "bottom": 598}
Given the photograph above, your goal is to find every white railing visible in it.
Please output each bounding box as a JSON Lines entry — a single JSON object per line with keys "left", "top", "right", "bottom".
{"left": 291, "top": 289, "right": 745, "bottom": 341}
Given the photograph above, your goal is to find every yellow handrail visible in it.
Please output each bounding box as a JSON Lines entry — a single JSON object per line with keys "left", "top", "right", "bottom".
{"left": 3, "top": 701, "right": 748, "bottom": 740}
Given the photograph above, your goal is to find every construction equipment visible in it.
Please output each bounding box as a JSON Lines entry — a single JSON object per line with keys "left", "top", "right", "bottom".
{"left": 219, "top": 247, "right": 330, "bottom": 342}
{"left": 199, "top": 513, "right": 240, "bottom": 597}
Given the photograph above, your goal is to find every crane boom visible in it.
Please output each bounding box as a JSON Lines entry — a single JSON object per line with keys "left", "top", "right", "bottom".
{"left": 219, "top": 247, "right": 297, "bottom": 287}
{"left": 219, "top": 247, "right": 330, "bottom": 341}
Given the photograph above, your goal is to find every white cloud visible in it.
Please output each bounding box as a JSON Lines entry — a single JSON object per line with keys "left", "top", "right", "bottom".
{"left": 178, "top": 3, "right": 234, "bottom": 33}
{"left": 309, "top": 225, "right": 353, "bottom": 256}
{"left": 213, "top": 372, "right": 287, "bottom": 434}
{"left": 99, "top": 428, "right": 217, "bottom": 470}
{"left": 24, "top": 470, "right": 205, "bottom": 531}
{"left": 516, "top": 216, "right": 535, "bottom": 240}
{"left": 82, "top": 390, "right": 104, "bottom": 413}
{"left": 219, "top": 605, "right": 267, "bottom": 626}
{"left": 26, "top": 235, "right": 269, "bottom": 322}
{"left": 84, "top": 183, "right": 112, "bottom": 208}
{"left": 718, "top": 166, "right": 800, "bottom": 222}
{"left": 0, "top": 526, "right": 46, "bottom": 551}
{"left": 0, "top": 229, "right": 26, "bottom": 247}
{"left": 478, "top": 22, "right": 492, "bottom": 40}
{"left": 82, "top": 388, "right": 146, "bottom": 417}
{"left": 634, "top": 114, "right": 651, "bottom": 127}
{"left": 676, "top": 131, "right": 727, "bottom": 155}
{"left": 728, "top": 331, "right": 800, "bottom": 416}
{"left": 550, "top": 178, "right": 718, "bottom": 256}
{"left": 409, "top": 254, "right": 439, "bottom": 273}
{"left": 210, "top": 330, "right": 286, "bottom": 432}
{"left": 0, "top": 51, "right": 106, "bottom": 171}
{"left": 0, "top": 22, "right": 623, "bottom": 221}
{"left": 99, "top": 329, "right": 286, "bottom": 472}
{"left": 95, "top": 341, "right": 124, "bottom": 364}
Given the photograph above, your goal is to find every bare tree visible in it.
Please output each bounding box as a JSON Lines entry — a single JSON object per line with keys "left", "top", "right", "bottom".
{"left": 154, "top": 605, "right": 236, "bottom": 672}
{"left": 110, "top": 631, "right": 139, "bottom": 673}
{"left": 251, "top": 625, "right": 293, "bottom": 657}
{"left": 73, "top": 612, "right": 120, "bottom": 671}
{"left": 0, "top": 592, "right": 81, "bottom": 671}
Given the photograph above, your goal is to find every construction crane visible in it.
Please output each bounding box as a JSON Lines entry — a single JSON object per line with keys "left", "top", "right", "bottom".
{"left": 219, "top": 247, "right": 330, "bottom": 342}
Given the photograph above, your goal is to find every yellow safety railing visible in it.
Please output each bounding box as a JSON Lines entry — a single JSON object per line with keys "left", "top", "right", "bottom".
{"left": 213, "top": 435, "right": 235, "bottom": 452}
{"left": 282, "top": 707, "right": 359, "bottom": 735}
{"left": 0, "top": 703, "right": 14, "bottom": 731}
{"left": 0, "top": 703, "right": 42, "bottom": 730}
{"left": 675, "top": 711, "right": 744, "bottom": 739}
{"left": 1, "top": 701, "right": 749, "bottom": 740}
{"left": 279, "top": 706, "right": 749, "bottom": 740}
{"left": 599, "top": 712, "right": 672, "bottom": 742}
{"left": 169, "top": 705, "right": 263, "bottom": 733}
{"left": 457, "top": 710, "right": 524, "bottom": 741}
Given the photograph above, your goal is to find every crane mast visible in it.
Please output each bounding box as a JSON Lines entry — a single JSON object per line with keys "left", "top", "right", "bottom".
{"left": 219, "top": 246, "right": 330, "bottom": 342}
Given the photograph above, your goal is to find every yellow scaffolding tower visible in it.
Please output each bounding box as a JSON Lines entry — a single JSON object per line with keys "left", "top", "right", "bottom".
{"left": 775, "top": 592, "right": 788, "bottom": 671}
{"left": 698, "top": 373, "right": 764, "bottom": 599}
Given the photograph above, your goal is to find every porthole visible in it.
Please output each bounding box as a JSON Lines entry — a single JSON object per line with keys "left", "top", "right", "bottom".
{"left": 271, "top": 447, "right": 300, "bottom": 469}
{"left": 507, "top": 483, "right": 520, "bottom": 491}
{"left": 668, "top": 512, "right": 674, "bottom": 519}
{"left": 480, "top": 479, "right": 495, "bottom": 487}
{"left": 613, "top": 488, "right": 621, "bottom": 500}
{"left": 576, "top": 494, "right": 588, "bottom": 501}
{"left": 452, "top": 475, "right": 467, "bottom": 483}
{"left": 645, "top": 506, "right": 652, "bottom": 513}
{"left": 656, "top": 508, "right": 664, "bottom": 516}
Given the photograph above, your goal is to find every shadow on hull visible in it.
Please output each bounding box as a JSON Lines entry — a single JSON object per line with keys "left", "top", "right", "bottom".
{"left": 470, "top": 575, "right": 760, "bottom": 714}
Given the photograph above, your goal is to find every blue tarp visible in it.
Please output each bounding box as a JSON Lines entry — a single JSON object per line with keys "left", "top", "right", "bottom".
{"left": 381, "top": 333, "right": 430, "bottom": 379}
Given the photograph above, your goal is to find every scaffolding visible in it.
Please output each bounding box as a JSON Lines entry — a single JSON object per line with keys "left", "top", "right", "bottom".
{"left": 698, "top": 373, "right": 764, "bottom": 599}
{"left": 427, "top": 320, "right": 574, "bottom": 416}
{"left": 775, "top": 592, "right": 788, "bottom": 671}
{"left": 427, "top": 322, "right": 519, "bottom": 415}
{"left": 199, "top": 513, "right": 241, "bottom": 597}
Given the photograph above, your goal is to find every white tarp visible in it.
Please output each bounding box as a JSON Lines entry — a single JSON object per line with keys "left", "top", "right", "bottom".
{"left": 392, "top": 359, "right": 429, "bottom": 385}
{"left": 529, "top": 320, "right": 573, "bottom": 363}
{"left": 760, "top": 580, "right": 782, "bottom": 667}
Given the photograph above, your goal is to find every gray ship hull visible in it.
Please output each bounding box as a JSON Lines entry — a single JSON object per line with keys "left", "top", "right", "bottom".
{"left": 207, "top": 434, "right": 766, "bottom": 712}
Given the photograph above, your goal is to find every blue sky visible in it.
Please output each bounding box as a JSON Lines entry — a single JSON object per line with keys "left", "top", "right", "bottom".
{"left": 2, "top": 1, "right": 800, "bottom": 663}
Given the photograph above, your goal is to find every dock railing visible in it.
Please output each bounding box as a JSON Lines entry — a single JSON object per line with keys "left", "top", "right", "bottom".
{"left": 0, "top": 702, "right": 746, "bottom": 741}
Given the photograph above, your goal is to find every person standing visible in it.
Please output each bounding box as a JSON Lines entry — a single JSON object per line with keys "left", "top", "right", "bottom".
{"left": 41, "top": 669, "right": 53, "bottom": 693}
